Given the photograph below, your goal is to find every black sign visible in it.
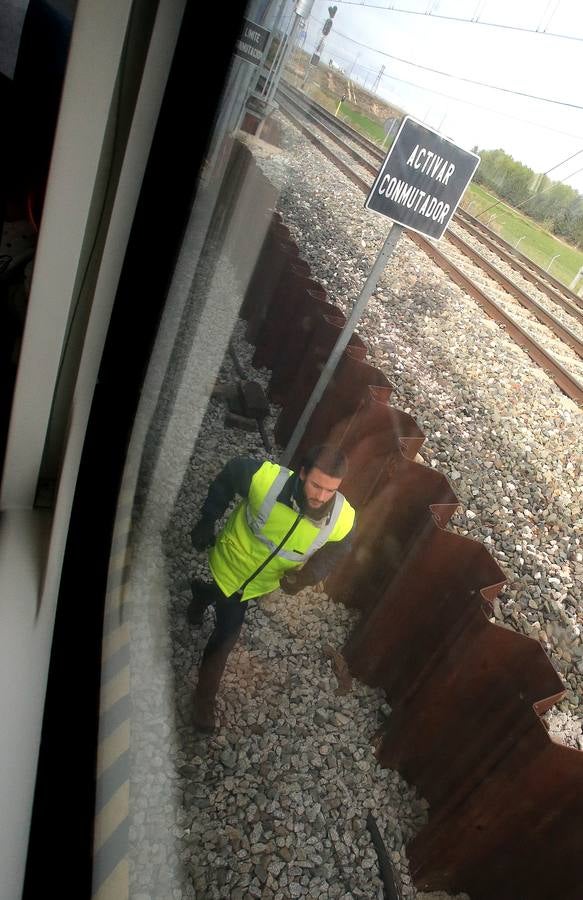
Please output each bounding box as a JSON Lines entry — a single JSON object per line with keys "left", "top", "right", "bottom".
{"left": 310, "top": 53, "right": 321, "bottom": 66}
{"left": 235, "top": 19, "right": 270, "bottom": 67}
{"left": 365, "top": 116, "right": 480, "bottom": 240}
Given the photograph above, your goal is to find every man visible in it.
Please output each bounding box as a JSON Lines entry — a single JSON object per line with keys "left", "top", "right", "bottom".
{"left": 189, "top": 444, "right": 355, "bottom": 732}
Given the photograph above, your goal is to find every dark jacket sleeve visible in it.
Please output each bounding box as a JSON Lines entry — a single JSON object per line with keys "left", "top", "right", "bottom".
{"left": 294, "top": 523, "right": 354, "bottom": 586}
{"left": 199, "top": 457, "right": 263, "bottom": 525}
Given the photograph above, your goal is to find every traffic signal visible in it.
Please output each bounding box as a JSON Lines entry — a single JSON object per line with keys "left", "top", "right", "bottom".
{"left": 322, "top": 17, "right": 332, "bottom": 35}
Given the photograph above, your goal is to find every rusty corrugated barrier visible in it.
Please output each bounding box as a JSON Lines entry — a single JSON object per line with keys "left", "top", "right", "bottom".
{"left": 220, "top": 139, "right": 583, "bottom": 899}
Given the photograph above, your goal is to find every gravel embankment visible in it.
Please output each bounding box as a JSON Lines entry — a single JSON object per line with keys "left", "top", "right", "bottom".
{"left": 243, "top": 118, "right": 582, "bottom": 743}
{"left": 450, "top": 220, "right": 583, "bottom": 345}
{"left": 126, "top": 117, "right": 581, "bottom": 900}
{"left": 130, "top": 324, "right": 468, "bottom": 899}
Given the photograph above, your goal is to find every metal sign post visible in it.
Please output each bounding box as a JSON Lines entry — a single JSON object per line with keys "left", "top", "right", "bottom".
{"left": 281, "top": 223, "right": 403, "bottom": 465}
{"left": 280, "top": 116, "right": 480, "bottom": 467}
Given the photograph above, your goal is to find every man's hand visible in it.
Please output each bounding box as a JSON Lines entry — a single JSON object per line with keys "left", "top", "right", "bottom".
{"left": 190, "top": 519, "right": 215, "bottom": 551}
{"left": 280, "top": 571, "right": 306, "bottom": 595}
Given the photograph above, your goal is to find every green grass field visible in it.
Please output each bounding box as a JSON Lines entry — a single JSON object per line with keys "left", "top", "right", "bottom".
{"left": 300, "top": 79, "right": 389, "bottom": 147}
{"left": 462, "top": 184, "right": 583, "bottom": 288}
{"left": 336, "top": 103, "right": 387, "bottom": 144}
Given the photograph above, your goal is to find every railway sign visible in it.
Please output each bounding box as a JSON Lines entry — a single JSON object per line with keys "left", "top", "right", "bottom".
{"left": 365, "top": 116, "right": 480, "bottom": 240}
{"left": 234, "top": 19, "right": 270, "bottom": 67}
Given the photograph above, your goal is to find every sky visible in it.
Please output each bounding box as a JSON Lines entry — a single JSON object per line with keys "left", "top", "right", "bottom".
{"left": 298, "top": 0, "right": 583, "bottom": 193}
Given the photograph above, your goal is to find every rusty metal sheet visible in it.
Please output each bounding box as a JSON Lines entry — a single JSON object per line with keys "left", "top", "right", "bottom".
{"left": 343, "top": 521, "right": 506, "bottom": 704}
{"left": 378, "top": 616, "right": 565, "bottom": 814}
{"left": 274, "top": 314, "right": 368, "bottom": 445}
{"left": 302, "top": 388, "right": 427, "bottom": 506}
{"left": 244, "top": 205, "right": 583, "bottom": 900}
{"left": 240, "top": 220, "right": 290, "bottom": 320}
{"left": 252, "top": 271, "right": 327, "bottom": 370}
{"left": 326, "top": 462, "right": 459, "bottom": 612}
{"left": 289, "top": 356, "right": 393, "bottom": 469}
{"left": 408, "top": 719, "right": 583, "bottom": 899}
{"left": 245, "top": 236, "right": 307, "bottom": 343}
{"left": 268, "top": 297, "right": 346, "bottom": 405}
{"left": 334, "top": 390, "right": 426, "bottom": 463}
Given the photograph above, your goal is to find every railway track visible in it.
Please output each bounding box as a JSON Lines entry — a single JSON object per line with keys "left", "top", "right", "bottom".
{"left": 280, "top": 82, "right": 583, "bottom": 317}
{"left": 276, "top": 86, "right": 583, "bottom": 405}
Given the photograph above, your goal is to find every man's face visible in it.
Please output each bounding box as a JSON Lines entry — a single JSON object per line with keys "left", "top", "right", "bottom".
{"left": 299, "top": 465, "right": 342, "bottom": 511}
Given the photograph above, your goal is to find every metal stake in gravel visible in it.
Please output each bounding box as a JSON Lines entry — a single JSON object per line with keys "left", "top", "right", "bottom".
{"left": 281, "top": 222, "right": 404, "bottom": 464}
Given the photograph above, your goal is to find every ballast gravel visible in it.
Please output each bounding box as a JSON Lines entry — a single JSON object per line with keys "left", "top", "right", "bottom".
{"left": 123, "top": 114, "right": 581, "bottom": 900}
{"left": 242, "top": 118, "right": 582, "bottom": 741}
{"left": 127, "top": 315, "right": 467, "bottom": 899}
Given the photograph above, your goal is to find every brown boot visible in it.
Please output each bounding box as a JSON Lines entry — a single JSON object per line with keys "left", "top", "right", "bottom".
{"left": 192, "top": 694, "right": 216, "bottom": 733}
{"left": 192, "top": 639, "right": 237, "bottom": 733}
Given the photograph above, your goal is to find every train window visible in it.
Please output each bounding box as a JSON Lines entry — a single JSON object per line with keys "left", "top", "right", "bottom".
{"left": 94, "top": 3, "right": 583, "bottom": 899}
{"left": 0, "top": 0, "right": 75, "bottom": 475}
{"left": 21, "top": 1, "right": 583, "bottom": 898}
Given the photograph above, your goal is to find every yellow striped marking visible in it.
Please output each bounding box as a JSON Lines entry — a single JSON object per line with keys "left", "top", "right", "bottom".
{"left": 97, "top": 720, "right": 130, "bottom": 778}
{"left": 102, "top": 625, "right": 129, "bottom": 662}
{"left": 100, "top": 666, "right": 130, "bottom": 715}
{"left": 93, "top": 857, "right": 129, "bottom": 900}
{"left": 108, "top": 549, "right": 131, "bottom": 574}
{"left": 94, "top": 782, "right": 129, "bottom": 850}
{"left": 105, "top": 584, "right": 125, "bottom": 607}
{"left": 112, "top": 514, "right": 132, "bottom": 540}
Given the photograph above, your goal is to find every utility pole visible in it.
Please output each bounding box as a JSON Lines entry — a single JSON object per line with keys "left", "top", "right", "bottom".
{"left": 371, "top": 64, "right": 384, "bottom": 94}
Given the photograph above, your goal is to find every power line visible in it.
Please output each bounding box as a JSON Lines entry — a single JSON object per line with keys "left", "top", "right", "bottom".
{"left": 306, "top": 34, "right": 583, "bottom": 142}
{"left": 316, "top": 20, "right": 583, "bottom": 110}
{"left": 372, "top": 65, "right": 583, "bottom": 142}
{"left": 318, "top": 33, "right": 583, "bottom": 140}
{"left": 330, "top": 0, "right": 583, "bottom": 44}
{"left": 332, "top": 25, "right": 583, "bottom": 110}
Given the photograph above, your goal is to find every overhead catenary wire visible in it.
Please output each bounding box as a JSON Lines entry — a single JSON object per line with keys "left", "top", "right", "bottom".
{"left": 318, "top": 43, "right": 583, "bottom": 142}
{"left": 307, "top": 16, "right": 583, "bottom": 111}
{"left": 329, "top": 0, "right": 583, "bottom": 44}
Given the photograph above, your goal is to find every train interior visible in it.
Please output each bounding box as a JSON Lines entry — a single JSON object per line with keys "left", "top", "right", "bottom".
{"left": 1, "top": 2, "right": 582, "bottom": 900}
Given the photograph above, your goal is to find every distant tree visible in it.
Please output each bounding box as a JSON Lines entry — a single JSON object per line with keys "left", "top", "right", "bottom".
{"left": 475, "top": 147, "right": 583, "bottom": 246}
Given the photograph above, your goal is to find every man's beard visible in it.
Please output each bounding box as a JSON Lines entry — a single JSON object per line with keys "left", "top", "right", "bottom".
{"left": 297, "top": 479, "right": 335, "bottom": 521}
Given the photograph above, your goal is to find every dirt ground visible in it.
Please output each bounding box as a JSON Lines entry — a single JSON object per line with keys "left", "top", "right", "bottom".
{"left": 288, "top": 51, "right": 403, "bottom": 127}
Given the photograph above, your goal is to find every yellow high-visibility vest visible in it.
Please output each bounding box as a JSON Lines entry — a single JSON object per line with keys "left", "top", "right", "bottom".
{"left": 209, "top": 461, "right": 355, "bottom": 601}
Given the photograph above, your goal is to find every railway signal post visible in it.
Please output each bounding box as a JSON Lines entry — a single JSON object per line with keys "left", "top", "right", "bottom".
{"left": 281, "top": 116, "right": 480, "bottom": 464}
{"left": 302, "top": 4, "right": 337, "bottom": 87}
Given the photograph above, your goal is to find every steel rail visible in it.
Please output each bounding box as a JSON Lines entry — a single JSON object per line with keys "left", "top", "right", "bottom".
{"left": 456, "top": 207, "right": 583, "bottom": 312}
{"left": 278, "top": 101, "right": 583, "bottom": 405}
{"left": 445, "top": 229, "right": 583, "bottom": 356}
{"left": 455, "top": 210, "right": 583, "bottom": 320}
{"left": 279, "top": 84, "right": 382, "bottom": 175}
{"left": 279, "top": 96, "right": 583, "bottom": 358}
{"left": 279, "top": 93, "right": 583, "bottom": 356}
{"left": 282, "top": 81, "right": 583, "bottom": 313}
{"left": 279, "top": 83, "right": 385, "bottom": 161}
